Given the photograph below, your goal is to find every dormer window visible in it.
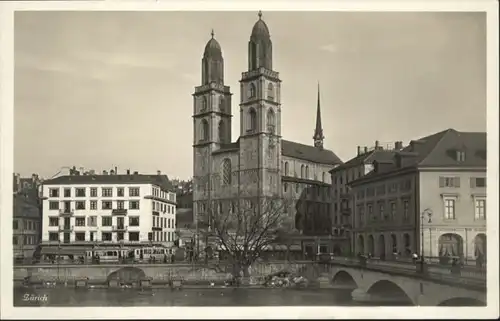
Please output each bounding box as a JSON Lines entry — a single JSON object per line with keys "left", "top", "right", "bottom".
{"left": 456, "top": 150, "right": 466, "bottom": 162}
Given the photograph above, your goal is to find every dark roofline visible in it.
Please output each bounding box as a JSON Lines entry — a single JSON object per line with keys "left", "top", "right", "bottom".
{"left": 42, "top": 174, "right": 173, "bottom": 191}
{"left": 282, "top": 176, "right": 331, "bottom": 187}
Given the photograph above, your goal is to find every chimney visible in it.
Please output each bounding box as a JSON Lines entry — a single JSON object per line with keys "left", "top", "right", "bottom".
{"left": 89, "top": 169, "right": 95, "bottom": 175}
{"left": 126, "top": 169, "right": 131, "bottom": 175}
{"left": 364, "top": 146, "right": 368, "bottom": 153}
{"left": 357, "top": 146, "right": 361, "bottom": 156}
{"left": 103, "top": 170, "right": 108, "bottom": 175}
{"left": 110, "top": 169, "right": 115, "bottom": 175}
{"left": 133, "top": 171, "right": 139, "bottom": 175}
{"left": 157, "top": 170, "right": 161, "bottom": 175}
{"left": 375, "top": 140, "right": 380, "bottom": 150}
{"left": 395, "top": 141, "right": 403, "bottom": 150}
{"left": 115, "top": 166, "right": 118, "bottom": 175}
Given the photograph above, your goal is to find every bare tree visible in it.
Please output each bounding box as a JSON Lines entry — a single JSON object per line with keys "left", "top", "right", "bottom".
{"left": 199, "top": 196, "right": 293, "bottom": 279}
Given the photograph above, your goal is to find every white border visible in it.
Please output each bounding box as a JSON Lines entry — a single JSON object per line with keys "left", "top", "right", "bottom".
{"left": 0, "top": 0, "right": 498, "bottom": 319}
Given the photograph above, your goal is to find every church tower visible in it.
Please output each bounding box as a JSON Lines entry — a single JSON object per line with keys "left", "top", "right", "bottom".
{"left": 239, "top": 11, "right": 282, "bottom": 208}
{"left": 193, "top": 30, "right": 232, "bottom": 227}
{"left": 313, "top": 83, "right": 325, "bottom": 149}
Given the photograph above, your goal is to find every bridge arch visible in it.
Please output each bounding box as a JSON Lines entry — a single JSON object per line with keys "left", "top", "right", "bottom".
{"left": 107, "top": 266, "right": 146, "bottom": 283}
{"left": 438, "top": 297, "right": 486, "bottom": 306}
{"left": 331, "top": 271, "right": 358, "bottom": 288}
{"left": 366, "top": 280, "right": 414, "bottom": 306}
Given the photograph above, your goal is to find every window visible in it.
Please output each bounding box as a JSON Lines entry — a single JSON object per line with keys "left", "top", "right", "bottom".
{"left": 49, "top": 201, "right": 59, "bottom": 210}
{"left": 49, "top": 232, "right": 59, "bottom": 242}
{"left": 267, "top": 108, "right": 275, "bottom": 134}
{"left": 88, "top": 216, "right": 97, "bottom": 227}
{"left": 283, "top": 162, "right": 289, "bottom": 176}
{"left": 301, "top": 165, "right": 305, "bottom": 178}
{"left": 218, "top": 120, "right": 225, "bottom": 143}
{"left": 403, "top": 200, "right": 409, "bottom": 221}
{"left": 475, "top": 199, "right": 486, "bottom": 220}
{"left": 13, "top": 220, "right": 18, "bottom": 229}
{"left": 248, "top": 108, "right": 257, "bottom": 132}
{"left": 129, "top": 232, "right": 139, "bottom": 241}
{"left": 267, "top": 83, "right": 274, "bottom": 100}
{"left": 75, "top": 232, "right": 85, "bottom": 241}
{"left": 75, "top": 188, "right": 86, "bottom": 197}
{"left": 359, "top": 206, "right": 365, "bottom": 226}
{"left": 102, "top": 188, "right": 113, "bottom": 197}
{"left": 379, "top": 204, "right": 384, "bottom": 220}
{"left": 200, "top": 119, "right": 209, "bottom": 141}
{"left": 390, "top": 202, "right": 396, "bottom": 220}
{"left": 90, "top": 201, "right": 97, "bottom": 210}
{"left": 102, "top": 232, "right": 112, "bottom": 241}
{"left": 368, "top": 204, "right": 373, "bottom": 220}
{"left": 117, "top": 188, "right": 125, "bottom": 197}
{"left": 102, "top": 201, "right": 112, "bottom": 210}
{"left": 322, "top": 172, "right": 326, "bottom": 183}
{"left": 219, "top": 97, "right": 225, "bottom": 112}
{"left": 249, "top": 83, "right": 256, "bottom": 98}
{"left": 439, "top": 177, "right": 460, "bottom": 188}
{"left": 201, "top": 96, "right": 208, "bottom": 111}
{"left": 117, "top": 201, "right": 125, "bottom": 210}
{"left": 90, "top": 188, "right": 98, "bottom": 197}
{"left": 49, "top": 217, "right": 59, "bottom": 226}
{"left": 13, "top": 236, "right": 18, "bottom": 245}
{"left": 456, "top": 151, "right": 466, "bottom": 162}
{"left": 129, "top": 201, "right": 140, "bottom": 210}
{"left": 49, "top": 188, "right": 59, "bottom": 197}
{"left": 64, "top": 188, "right": 71, "bottom": 197}
{"left": 126, "top": 216, "right": 139, "bottom": 227}
{"left": 75, "top": 217, "right": 85, "bottom": 226}
{"left": 129, "top": 187, "right": 140, "bottom": 197}
{"left": 305, "top": 166, "right": 309, "bottom": 179}
{"left": 102, "top": 217, "right": 112, "bottom": 226}
{"left": 75, "top": 201, "right": 85, "bottom": 210}
{"left": 222, "top": 159, "right": 231, "bottom": 185}
{"left": 444, "top": 199, "right": 456, "bottom": 219}
{"left": 471, "top": 177, "right": 486, "bottom": 188}
{"left": 283, "top": 183, "right": 288, "bottom": 193}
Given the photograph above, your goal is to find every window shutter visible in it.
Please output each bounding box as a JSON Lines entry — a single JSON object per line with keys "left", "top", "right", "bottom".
{"left": 439, "top": 177, "right": 445, "bottom": 187}
{"left": 470, "top": 177, "right": 476, "bottom": 188}
{"left": 454, "top": 177, "right": 461, "bottom": 188}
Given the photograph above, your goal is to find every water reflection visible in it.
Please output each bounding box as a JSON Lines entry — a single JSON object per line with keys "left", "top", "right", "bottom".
{"left": 14, "top": 287, "right": 358, "bottom": 307}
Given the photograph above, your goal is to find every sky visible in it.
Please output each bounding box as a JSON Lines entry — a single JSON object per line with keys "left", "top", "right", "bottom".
{"left": 14, "top": 11, "right": 486, "bottom": 180}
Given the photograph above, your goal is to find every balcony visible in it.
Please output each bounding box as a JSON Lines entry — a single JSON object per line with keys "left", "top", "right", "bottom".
{"left": 59, "top": 208, "right": 74, "bottom": 216}
{"left": 112, "top": 225, "right": 128, "bottom": 232}
{"left": 112, "top": 209, "right": 128, "bottom": 216}
{"left": 58, "top": 225, "right": 74, "bottom": 232}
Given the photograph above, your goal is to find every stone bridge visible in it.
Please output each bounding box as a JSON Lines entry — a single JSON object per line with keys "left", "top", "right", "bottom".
{"left": 303, "top": 259, "right": 486, "bottom": 306}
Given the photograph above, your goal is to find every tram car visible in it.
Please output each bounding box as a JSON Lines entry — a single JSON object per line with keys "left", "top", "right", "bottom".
{"left": 130, "top": 247, "right": 174, "bottom": 263}
{"left": 84, "top": 249, "right": 129, "bottom": 264}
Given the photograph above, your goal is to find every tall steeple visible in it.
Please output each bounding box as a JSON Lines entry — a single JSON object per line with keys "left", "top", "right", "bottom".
{"left": 313, "top": 83, "right": 325, "bottom": 149}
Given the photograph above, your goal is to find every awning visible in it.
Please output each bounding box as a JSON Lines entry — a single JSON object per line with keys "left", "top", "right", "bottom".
{"left": 41, "top": 247, "right": 89, "bottom": 256}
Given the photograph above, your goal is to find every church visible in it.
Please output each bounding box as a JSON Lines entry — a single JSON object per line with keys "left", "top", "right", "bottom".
{"left": 192, "top": 12, "right": 345, "bottom": 256}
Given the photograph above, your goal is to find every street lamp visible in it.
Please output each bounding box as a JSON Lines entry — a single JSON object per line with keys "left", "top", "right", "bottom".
{"left": 420, "top": 208, "right": 433, "bottom": 272}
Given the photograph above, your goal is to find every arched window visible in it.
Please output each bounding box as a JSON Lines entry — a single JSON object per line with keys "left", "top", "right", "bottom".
{"left": 222, "top": 159, "right": 231, "bottom": 185}
{"left": 201, "top": 96, "right": 208, "bottom": 111}
{"left": 267, "top": 83, "right": 274, "bottom": 101}
{"left": 284, "top": 162, "right": 289, "bottom": 176}
{"left": 218, "top": 120, "right": 225, "bottom": 143}
{"left": 283, "top": 183, "right": 288, "bottom": 193}
{"left": 200, "top": 119, "right": 209, "bottom": 141}
{"left": 267, "top": 108, "right": 275, "bottom": 134}
{"left": 219, "top": 96, "right": 225, "bottom": 112}
{"left": 305, "top": 166, "right": 309, "bottom": 179}
{"left": 248, "top": 108, "right": 257, "bottom": 132}
{"left": 249, "top": 83, "right": 256, "bottom": 98}
{"left": 301, "top": 165, "right": 305, "bottom": 178}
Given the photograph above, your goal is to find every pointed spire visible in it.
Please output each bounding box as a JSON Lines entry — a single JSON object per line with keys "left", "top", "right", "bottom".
{"left": 313, "top": 82, "right": 325, "bottom": 149}
{"left": 258, "top": 10, "right": 263, "bottom": 20}
{"left": 211, "top": 29, "right": 215, "bottom": 39}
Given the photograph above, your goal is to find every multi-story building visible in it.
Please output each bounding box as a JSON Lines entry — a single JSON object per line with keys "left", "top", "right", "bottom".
{"left": 40, "top": 170, "right": 177, "bottom": 254}
{"left": 329, "top": 141, "right": 404, "bottom": 255}
{"left": 191, "top": 12, "right": 343, "bottom": 254}
{"left": 13, "top": 193, "right": 41, "bottom": 260}
{"left": 349, "top": 129, "right": 487, "bottom": 262}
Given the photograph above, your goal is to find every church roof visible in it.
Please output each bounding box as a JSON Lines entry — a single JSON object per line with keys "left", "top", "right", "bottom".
{"left": 251, "top": 11, "right": 271, "bottom": 41}
{"left": 281, "top": 140, "right": 343, "bottom": 165}
{"left": 203, "top": 30, "right": 222, "bottom": 60}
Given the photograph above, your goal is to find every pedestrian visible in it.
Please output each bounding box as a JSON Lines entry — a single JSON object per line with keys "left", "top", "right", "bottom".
{"left": 412, "top": 252, "right": 418, "bottom": 263}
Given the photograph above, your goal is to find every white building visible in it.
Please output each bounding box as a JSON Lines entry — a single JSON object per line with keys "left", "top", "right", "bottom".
{"left": 40, "top": 171, "right": 176, "bottom": 250}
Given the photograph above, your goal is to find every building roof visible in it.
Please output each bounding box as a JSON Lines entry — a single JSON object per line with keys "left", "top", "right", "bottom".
{"left": 350, "top": 129, "right": 486, "bottom": 185}
{"left": 42, "top": 174, "right": 173, "bottom": 191}
{"left": 282, "top": 140, "right": 343, "bottom": 165}
{"left": 251, "top": 11, "right": 271, "bottom": 40}
{"left": 203, "top": 30, "right": 223, "bottom": 60}
{"left": 330, "top": 149, "right": 396, "bottom": 173}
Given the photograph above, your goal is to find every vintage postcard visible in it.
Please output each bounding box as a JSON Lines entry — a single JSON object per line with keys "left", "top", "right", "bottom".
{"left": 0, "top": 0, "right": 498, "bottom": 319}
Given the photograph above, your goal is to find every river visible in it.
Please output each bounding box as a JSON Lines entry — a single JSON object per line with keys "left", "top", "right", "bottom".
{"left": 14, "top": 286, "right": 411, "bottom": 307}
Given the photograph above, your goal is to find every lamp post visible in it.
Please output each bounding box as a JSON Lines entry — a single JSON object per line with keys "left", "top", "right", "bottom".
{"left": 420, "top": 208, "right": 433, "bottom": 272}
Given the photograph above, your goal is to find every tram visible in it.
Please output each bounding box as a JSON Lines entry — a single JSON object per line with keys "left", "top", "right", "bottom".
{"left": 130, "top": 247, "right": 173, "bottom": 263}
